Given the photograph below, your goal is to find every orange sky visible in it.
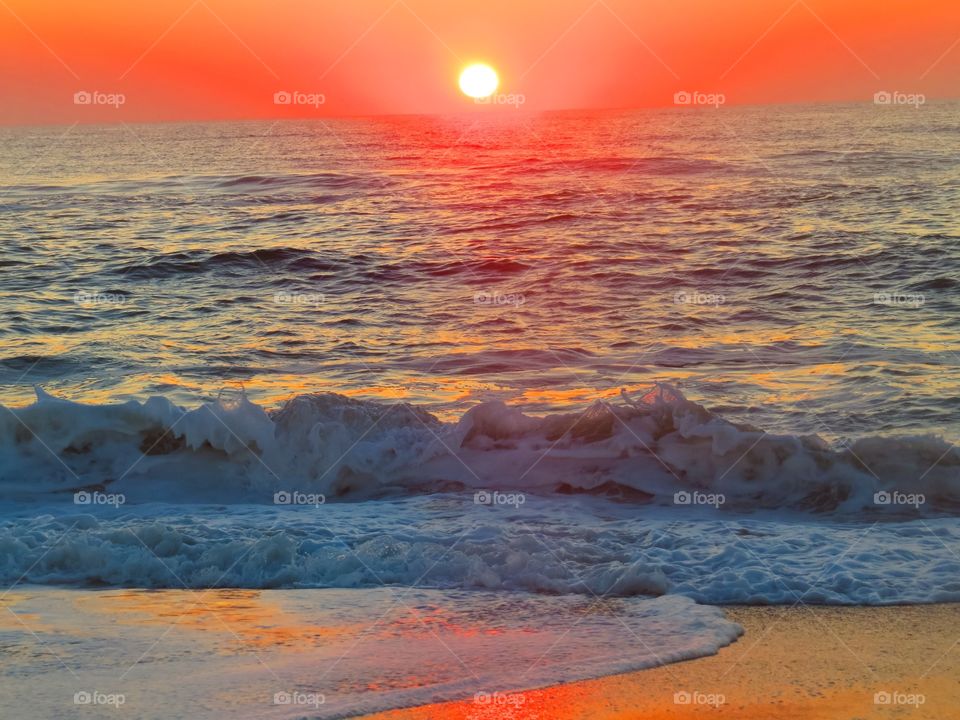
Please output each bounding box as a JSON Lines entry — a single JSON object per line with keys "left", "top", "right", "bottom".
{"left": 1, "top": 0, "right": 958, "bottom": 124}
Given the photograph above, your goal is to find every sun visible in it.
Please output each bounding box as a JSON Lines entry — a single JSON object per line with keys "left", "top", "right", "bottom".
{"left": 459, "top": 63, "right": 499, "bottom": 99}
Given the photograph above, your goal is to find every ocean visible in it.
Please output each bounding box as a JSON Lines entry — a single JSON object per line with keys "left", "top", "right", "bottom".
{"left": 1, "top": 102, "right": 959, "bottom": 718}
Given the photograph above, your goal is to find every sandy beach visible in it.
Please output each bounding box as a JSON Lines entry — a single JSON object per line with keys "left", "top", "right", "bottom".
{"left": 359, "top": 605, "right": 960, "bottom": 719}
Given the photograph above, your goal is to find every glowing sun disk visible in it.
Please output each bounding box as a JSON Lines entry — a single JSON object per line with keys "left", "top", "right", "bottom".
{"left": 459, "top": 63, "right": 499, "bottom": 99}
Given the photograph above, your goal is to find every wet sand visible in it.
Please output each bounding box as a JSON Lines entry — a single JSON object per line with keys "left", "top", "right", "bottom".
{"left": 357, "top": 605, "right": 960, "bottom": 719}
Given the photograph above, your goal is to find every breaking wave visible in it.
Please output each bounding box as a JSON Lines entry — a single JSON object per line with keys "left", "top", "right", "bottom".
{"left": 2, "top": 385, "right": 959, "bottom": 602}
{"left": 1, "top": 384, "right": 957, "bottom": 514}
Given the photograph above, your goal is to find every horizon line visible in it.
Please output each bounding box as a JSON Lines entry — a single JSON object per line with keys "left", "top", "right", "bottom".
{"left": 2, "top": 94, "right": 956, "bottom": 131}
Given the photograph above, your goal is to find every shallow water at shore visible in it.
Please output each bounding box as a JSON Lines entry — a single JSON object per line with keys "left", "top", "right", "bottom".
{"left": 0, "top": 587, "right": 740, "bottom": 719}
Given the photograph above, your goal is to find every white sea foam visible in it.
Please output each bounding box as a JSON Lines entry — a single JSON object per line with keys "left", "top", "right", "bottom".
{"left": 2, "top": 384, "right": 958, "bottom": 513}
{"left": 2, "top": 498, "right": 959, "bottom": 604}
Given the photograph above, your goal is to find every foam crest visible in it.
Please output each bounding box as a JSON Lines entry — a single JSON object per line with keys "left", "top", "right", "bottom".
{"left": 1, "top": 384, "right": 958, "bottom": 513}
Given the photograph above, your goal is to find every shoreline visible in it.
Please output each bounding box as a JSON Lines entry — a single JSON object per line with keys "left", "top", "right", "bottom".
{"left": 357, "top": 604, "right": 960, "bottom": 719}
{"left": 2, "top": 587, "right": 957, "bottom": 718}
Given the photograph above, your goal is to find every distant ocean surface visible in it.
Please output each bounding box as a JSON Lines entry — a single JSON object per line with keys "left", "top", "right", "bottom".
{"left": 2, "top": 103, "right": 959, "bottom": 437}
{"left": 1, "top": 104, "right": 959, "bottom": 717}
